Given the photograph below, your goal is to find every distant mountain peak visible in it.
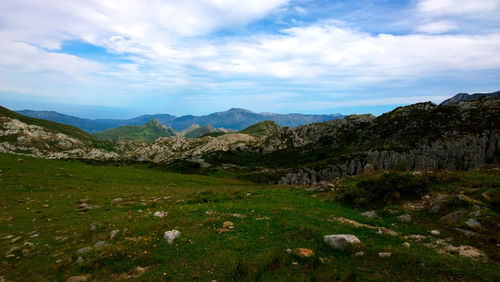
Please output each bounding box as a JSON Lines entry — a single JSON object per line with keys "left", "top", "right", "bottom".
{"left": 226, "top": 108, "right": 254, "bottom": 113}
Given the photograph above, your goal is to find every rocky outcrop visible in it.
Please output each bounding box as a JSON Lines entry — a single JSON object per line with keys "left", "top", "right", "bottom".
{"left": 279, "top": 130, "right": 500, "bottom": 185}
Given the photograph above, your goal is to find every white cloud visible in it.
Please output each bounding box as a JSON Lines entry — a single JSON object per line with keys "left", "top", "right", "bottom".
{"left": 416, "top": 20, "right": 457, "bottom": 34}
{"left": 417, "top": 0, "right": 500, "bottom": 16}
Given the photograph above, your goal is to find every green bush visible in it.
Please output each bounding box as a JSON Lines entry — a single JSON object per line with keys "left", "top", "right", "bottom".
{"left": 340, "top": 172, "right": 436, "bottom": 208}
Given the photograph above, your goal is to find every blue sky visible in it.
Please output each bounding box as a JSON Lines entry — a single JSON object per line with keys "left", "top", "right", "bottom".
{"left": 1, "top": 0, "right": 499, "bottom": 119}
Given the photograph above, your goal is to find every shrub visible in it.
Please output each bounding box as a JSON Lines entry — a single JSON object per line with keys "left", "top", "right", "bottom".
{"left": 340, "top": 171, "right": 435, "bottom": 208}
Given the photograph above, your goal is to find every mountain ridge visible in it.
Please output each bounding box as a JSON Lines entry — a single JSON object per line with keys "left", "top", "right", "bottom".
{"left": 16, "top": 108, "right": 343, "bottom": 132}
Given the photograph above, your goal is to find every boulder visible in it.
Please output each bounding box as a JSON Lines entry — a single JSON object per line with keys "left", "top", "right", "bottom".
{"left": 93, "top": 241, "right": 107, "bottom": 250}
{"left": 465, "top": 218, "right": 481, "bottom": 229}
{"left": 361, "top": 210, "right": 377, "bottom": 218}
{"left": 324, "top": 234, "right": 361, "bottom": 250}
{"left": 397, "top": 214, "right": 412, "bottom": 223}
{"left": 66, "top": 275, "right": 89, "bottom": 282}
{"left": 163, "top": 230, "right": 181, "bottom": 245}
{"left": 223, "top": 221, "right": 234, "bottom": 229}
{"left": 154, "top": 211, "right": 168, "bottom": 218}
{"left": 440, "top": 210, "right": 467, "bottom": 223}
{"left": 378, "top": 252, "right": 392, "bottom": 258}
{"left": 110, "top": 230, "right": 120, "bottom": 239}
{"left": 76, "top": 247, "right": 92, "bottom": 255}
{"left": 293, "top": 248, "right": 314, "bottom": 258}
{"left": 111, "top": 198, "right": 123, "bottom": 204}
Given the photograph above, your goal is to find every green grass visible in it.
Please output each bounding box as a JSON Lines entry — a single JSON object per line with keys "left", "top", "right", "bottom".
{"left": 240, "top": 120, "right": 280, "bottom": 137}
{"left": 0, "top": 153, "right": 498, "bottom": 281}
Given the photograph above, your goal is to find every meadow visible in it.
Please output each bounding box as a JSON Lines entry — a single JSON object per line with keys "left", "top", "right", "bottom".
{"left": 0, "top": 153, "right": 498, "bottom": 281}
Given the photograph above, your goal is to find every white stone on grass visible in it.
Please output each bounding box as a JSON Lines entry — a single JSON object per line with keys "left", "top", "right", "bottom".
{"left": 163, "top": 230, "right": 181, "bottom": 245}
{"left": 324, "top": 234, "right": 361, "bottom": 250}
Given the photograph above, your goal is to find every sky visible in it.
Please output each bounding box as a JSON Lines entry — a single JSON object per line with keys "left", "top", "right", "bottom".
{"left": 1, "top": 0, "right": 499, "bottom": 118}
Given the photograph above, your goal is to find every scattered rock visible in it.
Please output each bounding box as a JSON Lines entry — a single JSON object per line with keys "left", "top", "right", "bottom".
{"left": 215, "top": 228, "right": 232, "bottom": 233}
{"left": 3, "top": 235, "right": 14, "bottom": 240}
{"left": 330, "top": 216, "right": 398, "bottom": 236}
{"left": 324, "top": 234, "right": 361, "bottom": 250}
{"left": 90, "top": 223, "right": 98, "bottom": 231}
{"left": 355, "top": 251, "right": 364, "bottom": 257}
{"left": 154, "top": 211, "right": 168, "bottom": 218}
{"left": 6, "top": 246, "right": 21, "bottom": 255}
{"left": 285, "top": 248, "right": 292, "bottom": 254}
{"left": 293, "top": 248, "right": 314, "bottom": 258}
{"left": 403, "top": 242, "right": 411, "bottom": 248}
{"left": 110, "top": 230, "right": 120, "bottom": 240}
{"left": 17, "top": 159, "right": 24, "bottom": 163}
{"left": 440, "top": 210, "right": 467, "bottom": 223}
{"left": 66, "top": 275, "right": 89, "bottom": 282}
{"left": 397, "top": 214, "right": 412, "bottom": 223}
{"left": 378, "top": 252, "right": 392, "bottom": 258}
{"left": 430, "top": 230, "right": 440, "bottom": 235}
{"left": 453, "top": 195, "right": 474, "bottom": 206}
{"left": 481, "top": 191, "right": 491, "bottom": 202}
{"left": 10, "top": 236, "right": 21, "bottom": 244}
{"left": 223, "top": 221, "right": 234, "bottom": 229}
{"left": 75, "top": 256, "right": 84, "bottom": 265}
{"left": 465, "top": 218, "right": 481, "bottom": 229}
{"left": 77, "top": 203, "right": 89, "bottom": 211}
{"left": 42, "top": 204, "right": 49, "bottom": 208}
{"left": 76, "top": 247, "right": 92, "bottom": 255}
{"left": 111, "top": 198, "right": 123, "bottom": 204}
{"left": 361, "top": 210, "right": 377, "bottom": 218}
{"left": 55, "top": 236, "right": 68, "bottom": 242}
{"left": 163, "top": 230, "right": 181, "bottom": 245}
{"left": 22, "top": 249, "right": 30, "bottom": 255}
{"left": 232, "top": 213, "right": 246, "bottom": 218}
{"left": 429, "top": 194, "right": 449, "bottom": 213}
{"left": 454, "top": 228, "right": 478, "bottom": 238}
{"left": 23, "top": 241, "right": 34, "bottom": 247}
{"left": 93, "top": 241, "right": 107, "bottom": 250}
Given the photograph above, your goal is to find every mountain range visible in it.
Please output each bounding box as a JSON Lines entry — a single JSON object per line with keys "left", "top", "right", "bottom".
{"left": 16, "top": 108, "right": 344, "bottom": 133}
{"left": 2, "top": 91, "right": 499, "bottom": 184}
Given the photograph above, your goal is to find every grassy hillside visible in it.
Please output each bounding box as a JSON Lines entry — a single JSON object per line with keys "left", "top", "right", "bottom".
{"left": 93, "top": 119, "right": 176, "bottom": 142}
{"left": 0, "top": 106, "right": 97, "bottom": 146}
{"left": 0, "top": 152, "right": 498, "bottom": 281}
{"left": 240, "top": 120, "right": 281, "bottom": 137}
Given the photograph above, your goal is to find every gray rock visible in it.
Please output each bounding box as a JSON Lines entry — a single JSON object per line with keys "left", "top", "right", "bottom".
{"left": 90, "top": 222, "right": 98, "bottom": 231}
{"left": 6, "top": 246, "right": 21, "bottom": 255}
{"left": 361, "top": 210, "right": 377, "bottom": 218}
{"left": 93, "top": 241, "right": 107, "bottom": 249}
{"left": 163, "top": 230, "right": 181, "bottom": 245}
{"left": 110, "top": 230, "right": 120, "bottom": 239}
{"left": 324, "top": 234, "right": 361, "bottom": 250}
{"left": 430, "top": 230, "right": 441, "bottom": 235}
{"left": 66, "top": 275, "right": 89, "bottom": 282}
{"left": 378, "top": 252, "right": 392, "bottom": 258}
{"left": 75, "top": 256, "right": 84, "bottom": 265}
{"left": 455, "top": 228, "right": 479, "bottom": 238}
{"left": 76, "top": 246, "right": 92, "bottom": 255}
{"left": 111, "top": 198, "right": 123, "bottom": 204}
{"left": 355, "top": 251, "right": 364, "bottom": 257}
{"left": 440, "top": 210, "right": 467, "bottom": 222}
{"left": 453, "top": 195, "right": 474, "bottom": 206}
{"left": 154, "top": 211, "right": 168, "bottom": 218}
{"left": 397, "top": 214, "right": 412, "bottom": 222}
{"left": 465, "top": 218, "right": 481, "bottom": 229}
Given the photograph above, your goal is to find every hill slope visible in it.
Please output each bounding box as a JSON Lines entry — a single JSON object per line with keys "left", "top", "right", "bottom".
{"left": 240, "top": 120, "right": 281, "bottom": 137}
{"left": 93, "top": 119, "right": 176, "bottom": 142}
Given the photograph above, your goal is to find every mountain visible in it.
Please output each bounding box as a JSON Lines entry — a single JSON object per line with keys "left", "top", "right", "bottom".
{"left": 16, "top": 110, "right": 177, "bottom": 133}
{"left": 93, "top": 118, "right": 176, "bottom": 142}
{"left": 17, "top": 108, "right": 343, "bottom": 132}
{"left": 0, "top": 105, "right": 113, "bottom": 158}
{"left": 439, "top": 90, "right": 500, "bottom": 105}
{"left": 240, "top": 120, "right": 281, "bottom": 137}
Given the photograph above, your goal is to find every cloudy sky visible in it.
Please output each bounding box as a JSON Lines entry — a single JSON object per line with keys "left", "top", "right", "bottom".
{"left": 1, "top": 0, "right": 499, "bottom": 118}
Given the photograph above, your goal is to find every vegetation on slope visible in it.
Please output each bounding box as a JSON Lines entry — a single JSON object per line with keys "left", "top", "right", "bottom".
{"left": 240, "top": 120, "right": 281, "bottom": 137}
{"left": 0, "top": 153, "right": 498, "bottom": 281}
{"left": 93, "top": 118, "right": 176, "bottom": 142}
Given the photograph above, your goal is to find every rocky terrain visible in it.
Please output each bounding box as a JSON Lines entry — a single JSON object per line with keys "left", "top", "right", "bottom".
{"left": 1, "top": 97, "right": 499, "bottom": 183}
